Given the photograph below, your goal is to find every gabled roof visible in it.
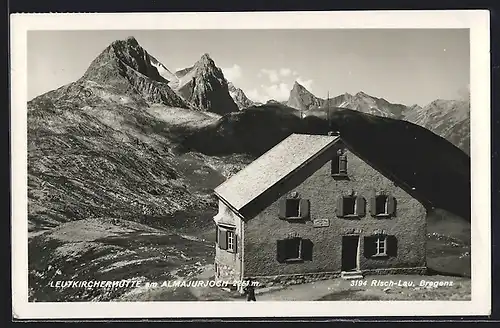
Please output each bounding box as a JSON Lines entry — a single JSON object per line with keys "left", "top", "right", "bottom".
{"left": 214, "top": 134, "right": 339, "bottom": 211}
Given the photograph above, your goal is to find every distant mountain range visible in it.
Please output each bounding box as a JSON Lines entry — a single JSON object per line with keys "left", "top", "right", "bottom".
{"left": 403, "top": 99, "right": 470, "bottom": 154}
{"left": 29, "top": 36, "right": 470, "bottom": 153}
{"left": 284, "top": 80, "right": 470, "bottom": 154}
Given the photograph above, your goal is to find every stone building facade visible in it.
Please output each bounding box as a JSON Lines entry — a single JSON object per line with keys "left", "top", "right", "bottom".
{"left": 213, "top": 133, "right": 427, "bottom": 288}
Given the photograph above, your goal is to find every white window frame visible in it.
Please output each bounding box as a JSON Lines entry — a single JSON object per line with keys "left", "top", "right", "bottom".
{"left": 375, "top": 236, "right": 387, "bottom": 256}
{"left": 227, "top": 230, "right": 235, "bottom": 252}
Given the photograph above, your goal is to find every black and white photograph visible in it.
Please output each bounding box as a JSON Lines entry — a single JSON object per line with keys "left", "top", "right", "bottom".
{"left": 11, "top": 11, "right": 490, "bottom": 318}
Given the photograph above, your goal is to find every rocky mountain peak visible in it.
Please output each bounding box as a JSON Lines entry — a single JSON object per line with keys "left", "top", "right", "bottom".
{"left": 125, "top": 35, "right": 139, "bottom": 44}
{"left": 292, "top": 80, "right": 306, "bottom": 90}
{"left": 287, "top": 81, "right": 322, "bottom": 111}
{"left": 80, "top": 37, "right": 190, "bottom": 108}
{"left": 194, "top": 53, "right": 216, "bottom": 69}
{"left": 171, "top": 54, "right": 239, "bottom": 115}
{"left": 355, "top": 91, "right": 371, "bottom": 98}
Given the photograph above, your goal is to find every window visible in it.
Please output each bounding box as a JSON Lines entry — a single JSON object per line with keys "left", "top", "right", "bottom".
{"left": 343, "top": 197, "right": 356, "bottom": 216}
{"left": 370, "top": 195, "right": 396, "bottom": 217}
{"left": 363, "top": 235, "right": 397, "bottom": 258}
{"left": 331, "top": 152, "right": 348, "bottom": 177}
{"left": 227, "top": 230, "right": 235, "bottom": 252}
{"left": 277, "top": 238, "right": 302, "bottom": 262}
{"left": 286, "top": 198, "right": 300, "bottom": 217}
{"left": 375, "top": 195, "right": 388, "bottom": 215}
{"left": 279, "top": 198, "right": 310, "bottom": 220}
{"left": 284, "top": 237, "right": 302, "bottom": 261}
{"left": 375, "top": 236, "right": 387, "bottom": 256}
{"left": 336, "top": 195, "right": 366, "bottom": 218}
{"left": 217, "top": 225, "right": 237, "bottom": 253}
{"left": 277, "top": 237, "right": 314, "bottom": 263}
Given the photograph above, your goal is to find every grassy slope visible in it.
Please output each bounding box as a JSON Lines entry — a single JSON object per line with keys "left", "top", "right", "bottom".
{"left": 28, "top": 218, "right": 213, "bottom": 302}
{"left": 426, "top": 209, "right": 471, "bottom": 277}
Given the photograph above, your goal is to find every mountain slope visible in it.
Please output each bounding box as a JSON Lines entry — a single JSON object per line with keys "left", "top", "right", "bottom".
{"left": 168, "top": 54, "right": 239, "bottom": 115}
{"left": 403, "top": 99, "right": 470, "bottom": 154}
{"left": 227, "top": 82, "right": 254, "bottom": 109}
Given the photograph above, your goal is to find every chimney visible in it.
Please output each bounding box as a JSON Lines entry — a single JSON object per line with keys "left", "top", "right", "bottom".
{"left": 328, "top": 131, "right": 340, "bottom": 136}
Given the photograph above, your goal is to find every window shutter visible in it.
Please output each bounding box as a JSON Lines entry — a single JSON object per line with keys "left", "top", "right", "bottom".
{"left": 301, "top": 239, "right": 313, "bottom": 261}
{"left": 339, "top": 155, "right": 347, "bottom": 173}
{"left": 276, "top": 240, "right": 287, "bottom": 263}
{"left": 278, "top": 198, "right": 287, "bottom": 219}
{"left": 331, "top": 157, "right": 339, "bottom": 174}
{"left": 336, "top": 197, "right": 344, "bottom": 217}
{"left": 215, "top": 225, "right": 219, "bottom": 244}
{"left": 387, "top": 196, "right": 396, "bottom": 216}
{"left": 387, "top": 235, "right": 398, "bottom": 257}
{"left": 299, "top": 199, "right": 310, "bottom": 219}
{"left": 369, "top": 196, "right": 376, "bottom": 216}
{"left": 356, "top": 196, "right": 366, "bottom": 217}
{"left": 218, "top": 228, "right": 228, "bottom": 250}
{"left": 363, "top": 236, "right": 377, "bottom": 258}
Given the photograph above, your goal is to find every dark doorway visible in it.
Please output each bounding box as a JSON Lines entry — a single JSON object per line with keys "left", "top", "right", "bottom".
{"left": 341, "top": 235, "right": 359, "bottom": 271}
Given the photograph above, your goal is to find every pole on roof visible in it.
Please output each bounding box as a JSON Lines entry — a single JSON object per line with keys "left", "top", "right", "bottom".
{"left": 327, "top": 91, "right": 332, "bottom": 132}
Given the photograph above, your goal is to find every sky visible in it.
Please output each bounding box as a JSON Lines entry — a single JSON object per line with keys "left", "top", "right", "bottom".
{"left": 27, "top": 29, "right": 469, "bottom": 106}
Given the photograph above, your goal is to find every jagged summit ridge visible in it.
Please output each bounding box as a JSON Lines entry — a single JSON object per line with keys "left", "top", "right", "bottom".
{"left": 286, "top": 81, "right": 409, "bottom": 119}
{"left": 227, "top": 82, "right": 254, "bottom": 110}
{"left": 81, "top": 36, "right": 190, "bottom": 108}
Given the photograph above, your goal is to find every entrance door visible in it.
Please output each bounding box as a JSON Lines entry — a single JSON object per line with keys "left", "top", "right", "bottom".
{"left": 341, "top": 235, "right": 359, "bottom": 271}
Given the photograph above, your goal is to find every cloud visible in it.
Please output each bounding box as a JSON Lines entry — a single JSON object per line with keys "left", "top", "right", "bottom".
{"left": 296, "top": 77, "right": 313, "bottom": 91}
{"left": 221, "top": 64, "right": 243, "bottom": 82}
{"left": 246, "top": 82, "right": 291, "bottom": 102}
{"left": 260, "top": 68, "right": 296, "bottom": 81}
{"left": 279, "top": 68, "right": 292, "bottom": 77}
{"left": 264, "top": 83, "right": 291, "bottom": 101}
{"left": 259, "top": 69, "right": 280, "bottom": 83}
{"left": 246, "top": 89, "right": 266, "bottom": 103}
{"left": 248, "top": 69, "right": 311, "bottom": 102}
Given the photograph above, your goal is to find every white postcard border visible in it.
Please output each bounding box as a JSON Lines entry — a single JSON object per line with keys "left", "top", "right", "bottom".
{"left": 10, "top": 10, "right": 491, "bottom": 319}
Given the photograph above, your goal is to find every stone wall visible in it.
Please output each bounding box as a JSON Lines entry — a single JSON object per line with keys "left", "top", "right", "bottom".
{"left": 244, "top": 267, "right": 428, "bottom": 289}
